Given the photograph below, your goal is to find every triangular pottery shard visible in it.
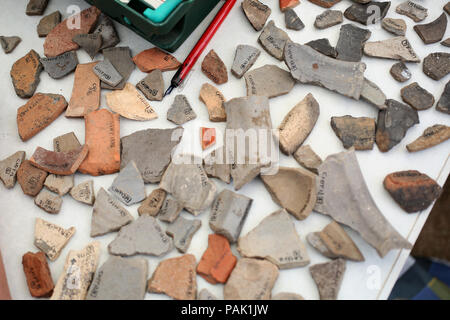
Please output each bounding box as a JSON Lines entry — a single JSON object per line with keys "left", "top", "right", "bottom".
{"left": 315, "top": 149, "right": 412, "bottom": 257}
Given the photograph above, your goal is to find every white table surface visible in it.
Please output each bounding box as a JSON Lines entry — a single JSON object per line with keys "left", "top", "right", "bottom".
{"left": 0, "top": 0, "right": 449, "bottom": 300}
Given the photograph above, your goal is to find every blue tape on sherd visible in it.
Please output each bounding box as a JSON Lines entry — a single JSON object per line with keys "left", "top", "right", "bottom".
{"left": 143, "top": 0, "right": 182, "bottom": 23}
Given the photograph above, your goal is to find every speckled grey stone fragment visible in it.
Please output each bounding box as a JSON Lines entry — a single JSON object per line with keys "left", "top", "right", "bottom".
{"left": 40, "top": 51, "right": 79, "bottom": 79}
{"left": 0, "top": 151, "right": 25, "bottom": 189}
{"left": 336, "top": 24, "right": 371, "bottom": 62}
{"left": 437, "top": 81, "right": 450, "bottom": 114}
{"left": 93, "top": 58, "right": 123, "bottom": 87}
{"left": 120, "top": 127, "right": 183, "bottom": 184}
{"left": 258, "top": 21, "right": 291, "bottom": 60}
{"left": 108, "top": 215, "right": 173, "bottom": 257}
{"left": 244, "top": 65, "right": 295, "bottom": 99}
{"left": 73, "top": 33, "right": 102, "bottom": 60}
{"left": 136, "top": 69, "right": 164, "bottom": 101}
{"left": 363, "top": 36, "right": 420, "bottom": 63}
{"left": 305, "top": 38, "right": 337, "bottom": 58}
{"left": 87, "top": 256, "right": 148, "bottom": 300}
{"left": 198, "top": 288, "right": 217, "bottom": 300}
{"left": 315, "top": 10, "right": 343, "bottom": 29}
{"left": 315, "top": 149, "right": 413, "bottom": 257}
{"left": 37, "top": 11, "right": 61, "bottom": 37}
{"left": 209, "top": 189, "right": 252, "bottom": 243}
{"left": 109, "top": 161, "right": 146, "bottom": 206}
{"left": 0, "top": 36, "right": 21, "bottom": 53}
{"left": 396, "top": 1, "right": 428, "bottom": 22}
{"left": 310, "top": 259, "right": 346, "bottom": 300}
{"left": 285, "top": 9, "right": 304, "bottom": 31}
{"left": 91, "top": 188, "right": 134, "bottom": 237}
{"left": 44, "top": 174, "right": 74, "bottom": 196}
{"left": 293, "top": 145, "right": 322, "bottom": 174}
{"left": 285, "top": 41, "right": 366, "bottom": 100}
{"left": 102, "top": 47, "right": 135, "bottom": 90}
{"left": 34, "top": 190, "right": 62, "bottom": 214}
{"left": 401, "top": 82, "right": 435, "bottom": 111}
{"left": 423, "top": 52, "right": 450, "bottom": 81}
{"left": 166, "top": 216, "right": 201, "bottom": 253}
{"left": 390, "top": 62, "right": 411, "bottom": 82}
{"left": 231, "top": 45, "right": 261, "bottom": 78}
{"left": 167, "top": 95, "right": 197, "bottom": 125}
{"left": 344, "top": 1, "right": 390, "bottom": 25}
{"left": 158, "top": 198, "right": 182, "bottom": 223}
{"left": 360, "top": 78, "right": 387, "bottom": 109}
{"left": 93, "top": 13, "right": 120, "bottom": 50}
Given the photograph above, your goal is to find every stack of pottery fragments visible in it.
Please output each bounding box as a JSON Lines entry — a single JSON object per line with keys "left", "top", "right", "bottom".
{"left": 0, "top": 0, "right": 449, "bottom": 300}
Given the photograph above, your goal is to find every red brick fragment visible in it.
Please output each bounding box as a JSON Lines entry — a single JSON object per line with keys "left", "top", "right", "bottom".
{"left": 201, "top": 127, "right": 216, "bottom": 150}
{"left": 22, "top": 252, "right": 54, "bottom": 298}
{"left": 133, "top": 47, "right": 181, "bottom": 73}
{"left": 30, "top": 145, "right": 88, "bottom": 175}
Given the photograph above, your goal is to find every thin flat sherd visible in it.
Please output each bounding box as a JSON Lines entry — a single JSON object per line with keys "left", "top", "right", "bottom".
{"left": 224, "top": 258, "right": 278, "bottom": 300}
{"left": 44, "top": 6, "right": 101, "bottom": 58}
{"left": 396, "top": 1, "right": 428, "bottom": 22}
{"left": 401, "top": 82, "right": 434, "bottom": 111}
{"left": 93, "top": 13, "right": 120, "bottom": 50}
{"left": 136, "top": 69, "right": 164, "bottom": 101}
{"left": 166, "top": 216, "right": 201, "bottom": 253}
{"left": 360, "top": 78, "right": 387, "bottom": 109}
{"left": 201, "top": 50, "right": 228, "bottom": 85}
{"left": 210, "top": 189, "right": 253, "bottom": 243}
{"left": 133, "top": 47, "right": 181, "bottom": 73}
{"left": 293, "top": 145, "right": 322, "bottom": 174}
{"left": 0, "top": 36, "right": 21, "bottom": 53}
{"left": 22, "top": 252, "right": 54, "bottom": 298}
{"left": 384, "top": 171, "right": 442, "bottom": 213}
{"left": 158, "top": 198, "right": 182, "bottom": 223}
{"left": 423, "top": 52, "right": 450, "bottom": 81}
{"left": 331, "top": 116, "right": 376, "bottom": 150}
{"left": 91, "top": 188, "right": 134, "bottom": 237}
{"left": 108, "top": 215, "right": 173, "bottom": 257}
{"left": 44, "top": 174, "right": 74, "bottom": 196}
{"left": 382, "top": 18, "right": 406, "bottom": 36}
{"left": 280, "top": 0, "right": 300, "bottom": 11}
{"left": 10, "top": 50, "right": 42, "bottom": 98}
{"left": 160, "top": 160, "right": 216, "bottom": 216}
{"left": 285, "top": 9, "right": 304, "bottom": 31}
{"left": 26, "top": 0, "right": 48, "bottom": 15}
{"left": 167, "top": 95, "right": 197, "bottom": 125}
{"left": 65, "top": 62, "right": 100, "bottom": 117}
{"left": 17, "top": 160, "right": 48, "bottom": 197}
{"left": 344, "top": 1, "right": 391, "bottom": 25}
{"left": 53, "top": 132, "right": 81, "bottom": 153}
{"left": 310, "top": 259, "right": 346, "bottom": 300}
{"left": 273, "top": 292, "right": 304, "bottom": 300}
{"left": 121, "top": 127, "right": 183, "bottom": 183}
{"left": 407, "top": 125, "right": 450, "bottom": 152}
{"left": 261, "top": 167, "right": 317, "bottom": 220}
{"left": 305, "top": 38, "right": 337, "bottom": 58}
{"left": 231, "top": 45, "right": 261, "bottom": 78}
{"left": 148, "top": 254, "right": 197, "bottom": 300}
{"left": 285, "top": 41, "right": 366, "bottom": 100}
{"left": 201, "top": 127, "right": 216, "bottom": 150}
{"left": 102, "top": 47, "right": 135, "bottom": 90}
{"left": 335, "top": 24, "right": 371, "bottom": 62}
{"left": 442, "top": 38, "right": 450, "bottom": 47}
{"left": 278, "top": 93, "right": 320, "bottom": 155}
{"left": 245, "top": 65, "right": 295, "bottom": 99}
{"left": 314, "top": 10, "right": 343, "bottom": 29}
{"left": 199, "top": 83, "right": 227, "bottom": 121}
{"left": 34, "top": 190, "right": 62, "bottom": 214}
{"left": 78, "top": 109, "right": 120, "bottom": 176}
{"left": 315, "top": 149, "right": 413, "bottom": 257}
{"left": 224, "top": 96, "right": 276, "bottom": 190}
{"left": 238, "top": 209, "right": 310, "bottom": 269}
{"left": 390, "top": 62, "right": 411, "bottom": 82}
{"left": 87, "top": 256, "right": 148, "bottom": 300}
{"left": 242, "top": 0, "right": 271, "bottom": 31}
{"left": 308, "top": 0, "right": 342, "bottom": 8}
{"left": 93, "top": 59, "right": 123, "bottom": 87}
{"left": 437, "top": 81, "right": 450, "bottom": 114}
{"left": 138, "top": 188, "right": 167, "bottom": 216}
{"left": 70, "top": 180, "right": 95, "bottom": 205}
{"left": 37, "top": 11, "right": 61, "bottom": 37}
{"left": 106, "top": 83, "right": 157, "bottom": 121}
{"left": 198, "top": 289, "right": 217, "bottom": 300}
{"left": 197, "top": 234, "right": 237, "bottom": 284}
{"left": 414, "top": 13, "right": 448, "bottom": 44}
{"left": 258, "top": 21, "right": 291, "bottom": 60}
{"left": 34, "top": 218, "right": 75, "bottom": 261}
{"left": 308, "top": 221, "right": 364, "bottom": 261}
{"left": 17, "top": 93, "right": 68, "bottom": 141}
{"left": 109, "top": 161, "right": 145, "bottom": 206}
{"left": 51, "top": 242, "right": 101, "bottom": 300}
{"left": 376, "top": 99, "right": 419, "bottom": 152}
{"left": 203, "top": 147, "right": 231, "bottom": 184}
{"left": 363, "top": 36, "right": 421, "bottom": 63}
{"left": 72, "top": 33, "right": 102, "bottom": 60}
{"left": 0, "top": 151, "right": 25, "bottom": 189}
{"left": 30, "top": 145, "right": 88, "bottom": 175}
{"left": 40, "top": 51, "right": 78, "bottom": 79}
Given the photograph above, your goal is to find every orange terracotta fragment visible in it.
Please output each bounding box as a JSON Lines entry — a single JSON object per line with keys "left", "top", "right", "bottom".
{"left": 17, "top": 160, "right": 48, "bottom": 197}
{"left": 65, "top": 62, "right": 100, "bottom": 118}
{"left": 17, "top": 93, "right": 67, "bottom": 141}
{"left": 197, "top": 234, "right": 237, "bottom": 284}
{"left": 10, "top": 49, "right": 43, "bottom": 98}
{"left": 280, "top": 0, "right": 300, "bottom": 12}
{"left": 43, "top": 6, "right": 101, "bottom": 58}
{"left": 199, "top": 83, "right": 227, "bottom": 122}
{"left": 30, "top": 145, "right": 88, "bottom": 175}
{"left": 133, "top": 47, "right": 181, "bottom": 73}
{"left": 201, "top": 127, "right": 216, "bottom": 150}
{"left": 22, "top": 252, "right": 54, "bottom": 298}
{"left": 78, "top": 109, "right": 120, "bottom": 176}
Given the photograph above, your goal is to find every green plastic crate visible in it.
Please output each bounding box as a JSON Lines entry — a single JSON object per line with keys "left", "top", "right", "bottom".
{"left": 85, "top": 0, "right": 220, "bottom": 52}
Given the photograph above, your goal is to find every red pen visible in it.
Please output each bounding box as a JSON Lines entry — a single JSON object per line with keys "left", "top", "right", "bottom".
{"left": 164, "top": 0, "right": 237, "bottom": 96}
